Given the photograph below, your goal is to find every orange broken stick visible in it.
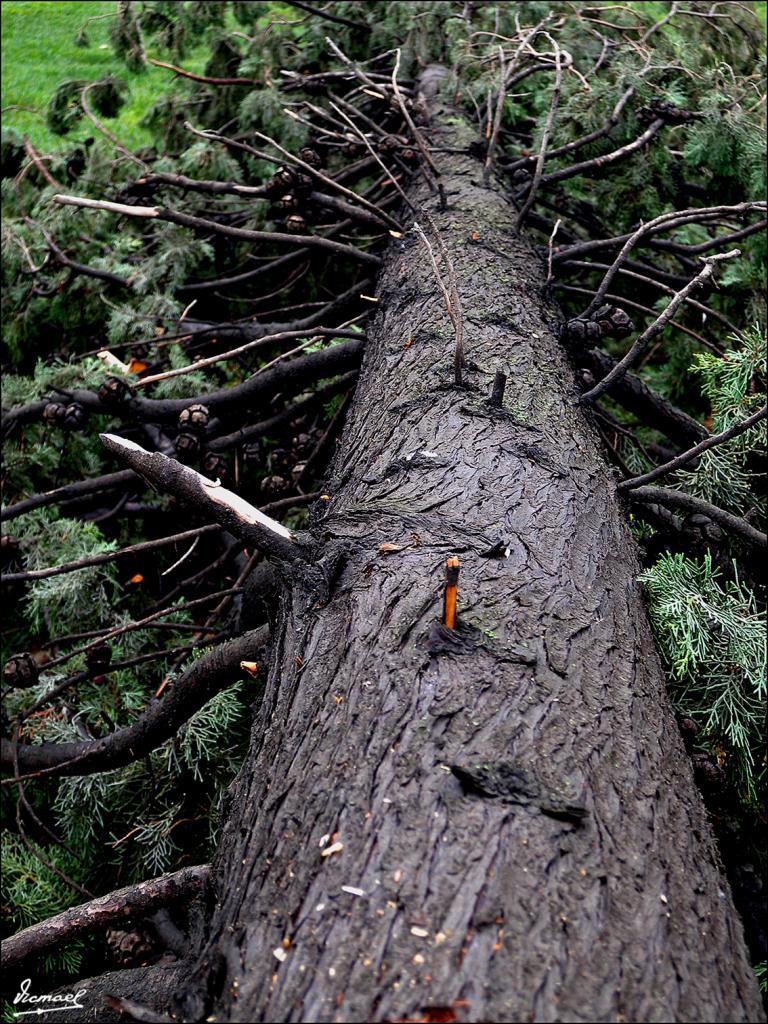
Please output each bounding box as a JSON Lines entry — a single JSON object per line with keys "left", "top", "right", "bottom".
{"left": 443, "top": 556, "right": 460, "bottom": 630}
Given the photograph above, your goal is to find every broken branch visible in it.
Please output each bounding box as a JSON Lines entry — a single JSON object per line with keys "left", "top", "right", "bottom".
{"left": 99, "top": 435, "right": 299, "bottom": 563}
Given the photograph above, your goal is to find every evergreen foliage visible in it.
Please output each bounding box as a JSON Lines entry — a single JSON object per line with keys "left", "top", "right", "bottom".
{"left": 640, "top": 553, "right": 766, "bottom": 802}
{"left": 677, "top": 325, "right": 766, "bottom": 513}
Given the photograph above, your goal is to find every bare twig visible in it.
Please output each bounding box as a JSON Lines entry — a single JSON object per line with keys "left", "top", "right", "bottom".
{"left": 2, "top": 469, "right": 140, "bottom": 522}
{"left": 148, "top": 56, "right": 254, "bottom": 85}
{"left": 484, "top": 47, "right": 507, "bottom": 183}
{"left": 21, "top": 136, "right": 61, "bottom": 189}
{"left": 504, "top": 87, "right": 634, "bottom": 172}
{"left": 552, "top": 203, "right": 766, "bottom": 267}
{"left": 515, "top": 38, "right": 564, "bottom": 229}
{"left": 328, "top": 100, "right": 414, "bottom": 210}
{"left": 135, "top": 325, "right": 364, "bottom": 386}
{"left": 413, "top": 218, "right": 464, "bottom": 386}
{"left": 287, "top": 0, "right": 367, "bottom": 30}
{"left": 538, "top": 117, "right": 665, "bottom": 186}
{"left": 325, "top": 37, "right": 387, "bottom": 96}
{"left": 581, "top": 204, "right": 766, "bottom": 317}
{"left": 546, "top": 217, "right": 561, "bottom": 286}
{"left": 580, "top": 250, "right": 741, "bottom": 403}
{"left": 2, "top": 524, "right": 221, "bottom": 583}
{"left": 640, "top": 2, "right": 680, "bottom": 45}
{"left": 617, "top": 406, "right": 767, "bottom": 490}
{"left": 390, "top": 50, "right": 446, "bottom": 206}
{"left": 80, "top": 83, "right": 147, "bottom": 170}
{"left": 51, "top": 192, "right": 382, "bottom": 266}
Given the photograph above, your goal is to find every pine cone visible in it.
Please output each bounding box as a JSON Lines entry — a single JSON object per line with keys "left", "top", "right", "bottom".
{"left": 294, "top": 172, "right": 313, "bottom": 195}
{"left": 243, "top": 441, "right": 264, "bottom": 466}
{"left": 1, "top": 534, "right": 21, "bottom": 569}
{"left": 285, "top": 214, "right": 307, "bottom": 234}
{"left": 592, "top": 305, "right": 635, "bottom": 338}
{"left": 62, "top": 402, "right": 88, "bottom": 430}
{"left": 86, "top": 641, "right": 112, "bottom": 674}
{"left": 278, "top": 193, "right": 299, "bottom": 211}
{"left": 562, "top": 318, "right": 602, "bottom": 346}
{"left": 269, "top": 448, "right": 292, "bottom": 475}
{"left": 3, "top": 653, "right": 39, "bottom": 689}
{"left": 292, "top": 432, "right": 313, "bottom": 459}
{"left": 273, "top": 165, "right": 295, "bottom": 190}
{"left": 174, "top": 432, "right": 201, "bottom": 462}
{"left": 261, "top": 475, "right": 289, "bottom": 498}
{"left": 299, "top": 146, "right": 323, "bottom": 167}
{"left": 202, "top": 452, "right": 227, "bottom": 480}
{"left": 105, "top": 927, "right": 157, "bottom": 967}
{"left": 178, "top": 403, "right": 210, "bottom": 435}
{"left": 98, "top": 376, "right": 134, "bottom": 405}
{"left": 43, "top": 402, "right": 67, "bottom": 426}
{"left": 692, "top": 754, "right": 725, "bottom": 791}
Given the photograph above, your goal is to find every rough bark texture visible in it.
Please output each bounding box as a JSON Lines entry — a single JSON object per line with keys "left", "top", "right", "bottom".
{"left": 175, "top": 113, "right": 759, "bottom": 1022}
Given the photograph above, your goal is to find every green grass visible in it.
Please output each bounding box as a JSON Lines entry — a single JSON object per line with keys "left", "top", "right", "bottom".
{"left": 1, "top": 1, "right": 209, "bottom": 152}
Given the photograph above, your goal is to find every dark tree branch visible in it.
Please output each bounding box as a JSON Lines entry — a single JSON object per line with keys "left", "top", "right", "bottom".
{"left": 2, "top": 865, "right": 210, "bottom": 973}
{"left": 1, "top": 627, "right": 268, "bottom": 778}
{"left": 37, "top": 223, "right": 131, "bottom": 287}
{"left": 208, "top": 371, "right": 358, "bottom": 452}
{"left": 579, "top": 348, "right": 707, "bottom": 447}
{"left": 537, "top": 117, "right": 665, "bottom": 186}
{"left": 22, "top": 135, "right": 62, "bottom": 188}
{"left": 51, "top": 194, "right": 383, "bottom": 267}
{"left": 283, "top": 0, "right": 368, "bottom": 31}
{"left": 2, "top": 524, "right": 221, "bottom": 583}
{"left": 617, "top": 406, "right": 767, "bottom": 490}
{"left": 2, "top": 469, "right": 141, "bottom": 521}
{"left": 552, "top": 202, "right": 766, "bottom": 267}
{"left": 627, "top": 487, "right": 766, "bottom": 549}
{"left": 504, "top": 87, "right": 634, "bottom": 171}
{"left": 148, "top": 57, "right": 254, "bottom": 85}
{"left": 62, "top": 337, "right": 366, "bottom": 422}
{"left": 580, "top": 250, "right": 740, "bottom": 403}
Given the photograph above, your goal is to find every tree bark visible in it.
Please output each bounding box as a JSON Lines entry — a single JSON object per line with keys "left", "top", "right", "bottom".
{"left": 162, "top": 106, "right": 763, "bottom": 1024}
{"left": 63, "top": 108, "right": 763, "bottom": 1022}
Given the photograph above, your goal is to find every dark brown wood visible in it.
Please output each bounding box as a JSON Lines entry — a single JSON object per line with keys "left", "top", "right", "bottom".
{"left": 168, "top": 111, "right": 762, "bottom": 1023}
{"left": 2, "top": 867, "right": 209, "bottom": 973}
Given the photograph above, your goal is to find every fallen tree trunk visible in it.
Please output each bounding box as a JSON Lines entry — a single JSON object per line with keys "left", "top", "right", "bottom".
{"left": 160, "top": 103, "right": 763, "bottom": 1023}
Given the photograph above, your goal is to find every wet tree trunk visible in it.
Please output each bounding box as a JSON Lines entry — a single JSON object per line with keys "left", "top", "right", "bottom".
{"left": 174, "top": 108, "right": 762, "bottom": 1023}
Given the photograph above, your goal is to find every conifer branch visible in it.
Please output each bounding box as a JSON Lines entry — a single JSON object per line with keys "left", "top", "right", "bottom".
{"left": 2, "top": 469, "right": 140, "bottom": 521}
{"left": 628, "top": 486, "right": 766, "bottom": 549}
{"left": 51, "top": 193, "right": 384, "bottom": 266}
{"left": 2, "top": 865, "right": 210, "bottom": 973}
{"left": 1, "top": 628, "right": 269, "bottom": 778}
{"left": 99, "top": 435, "right": 299, "bottom": 562}
{"left": 2, "top": 524, "right": 222, "bottom": 583}
{"left": 515, "top": 37, "right": 564, "bottom": 230}
{"left": 579, "top": 250, "right": 741, "bottom": 404}
{"left": 618, "top": 406, "right": 767, "bottom": 491}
